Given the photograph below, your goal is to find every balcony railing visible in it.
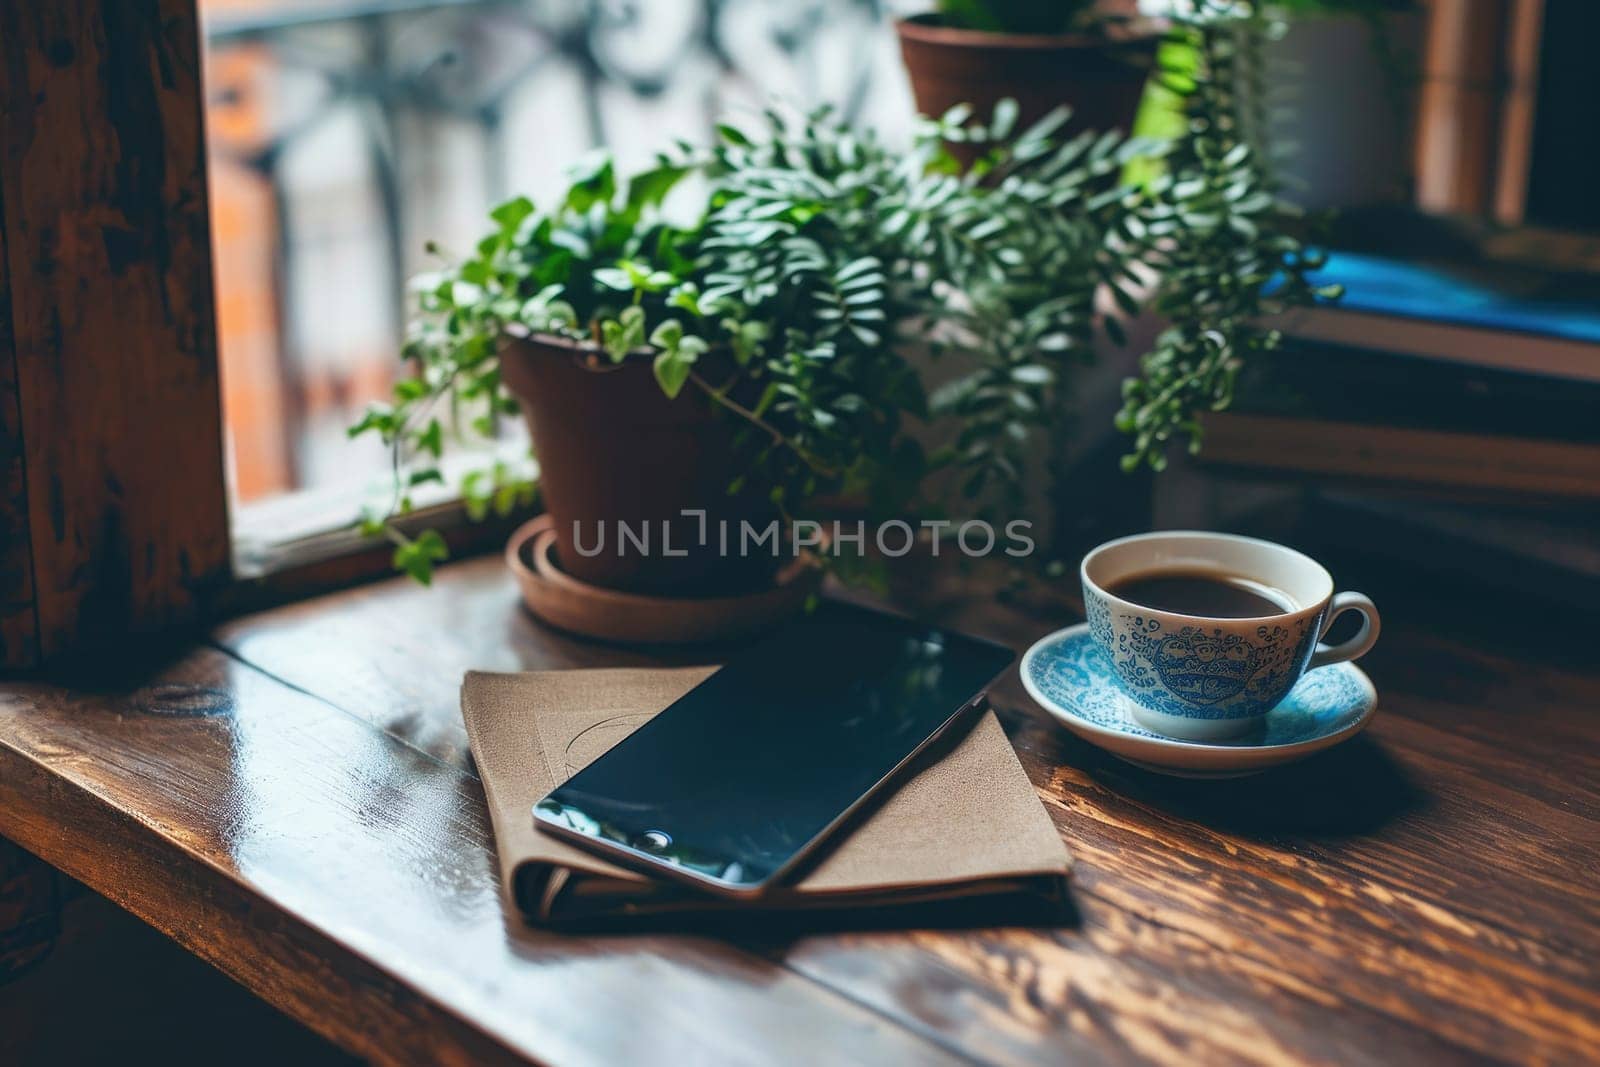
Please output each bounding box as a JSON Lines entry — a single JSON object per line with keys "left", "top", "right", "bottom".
{"left": 203, "top": 0, "right": 910, "bottom": 502}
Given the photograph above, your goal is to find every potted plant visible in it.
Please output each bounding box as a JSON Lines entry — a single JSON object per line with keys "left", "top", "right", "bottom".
{"left": 353, "top": 4, "right": 1337, "bottom": 612}
{"left": 896, "top": 1, "right": 1162, "bottom": 149}
{"left": 353, "top": 106, "right": 1143, "bottom": 596}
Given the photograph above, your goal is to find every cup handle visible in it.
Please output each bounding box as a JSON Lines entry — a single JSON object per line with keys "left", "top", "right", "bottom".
{"left": 1308, "top": 592, "right": 1380, "bottom": 669}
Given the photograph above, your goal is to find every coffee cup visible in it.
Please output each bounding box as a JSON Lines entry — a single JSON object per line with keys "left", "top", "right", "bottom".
{"left": 1080, "top": 531, "right": 1380, "bottom": 741}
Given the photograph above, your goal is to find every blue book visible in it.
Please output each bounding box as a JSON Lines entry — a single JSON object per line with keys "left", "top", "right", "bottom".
{"left": 1277, "top": 253, "right": 1600, "bottom": 383}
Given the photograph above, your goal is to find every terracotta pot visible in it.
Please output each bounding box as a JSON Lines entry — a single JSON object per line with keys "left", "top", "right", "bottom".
{"left": 498, "top": 334, "right": 769, "bottom": 596}
{"left": 896, "top": 14, "right": 1159, "bottom": 156}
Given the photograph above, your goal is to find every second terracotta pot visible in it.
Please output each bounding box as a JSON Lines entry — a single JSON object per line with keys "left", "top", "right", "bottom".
{"left": 896, "top": 14, "right": 1159, "bottom": 154}
{"left": 499, "top": 334, "right": 771, "bottom": 597}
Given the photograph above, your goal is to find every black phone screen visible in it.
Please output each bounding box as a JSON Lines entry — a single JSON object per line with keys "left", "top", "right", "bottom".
{"left": 533, "top": 606, "right": 1014, "bottom": 895}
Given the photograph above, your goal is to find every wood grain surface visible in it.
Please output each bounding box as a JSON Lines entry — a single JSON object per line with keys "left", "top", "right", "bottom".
{"left": 0, "top": 0, "right": 229, "bottom": 665}
{"left": 2, "top": 554, "right": 1597, "bottom": 1065}
{"left": 0, "top": 223, "right": 36, "bottom": 665}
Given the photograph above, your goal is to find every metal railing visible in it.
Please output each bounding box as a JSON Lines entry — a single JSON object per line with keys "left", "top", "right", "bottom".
{"left": 204, "top": 0, "right": 906, "bottom": 497}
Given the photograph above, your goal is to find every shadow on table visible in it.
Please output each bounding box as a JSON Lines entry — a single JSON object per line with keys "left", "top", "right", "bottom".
{"left": 29, "top": 630, "right": 210, "bottom": 689}
{"left": 505, "top": 889, "right": 1082, "bottom": 942}
{"left": 1078, "top": 734, "right": 1426, "bottom": 840}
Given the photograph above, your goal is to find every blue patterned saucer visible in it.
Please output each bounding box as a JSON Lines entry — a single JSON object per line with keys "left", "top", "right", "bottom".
{"left": 1021, "top": 624, "right": 1378, "bottom": 778}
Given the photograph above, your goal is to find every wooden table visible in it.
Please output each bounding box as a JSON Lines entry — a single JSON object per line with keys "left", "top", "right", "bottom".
{"left": 1, "top": 555, "right": 1596, "bottom": 1065}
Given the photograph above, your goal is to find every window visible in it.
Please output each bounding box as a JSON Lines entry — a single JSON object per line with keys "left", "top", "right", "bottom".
{"left": 200, "top": 0, "right": 915, "bottom": 555}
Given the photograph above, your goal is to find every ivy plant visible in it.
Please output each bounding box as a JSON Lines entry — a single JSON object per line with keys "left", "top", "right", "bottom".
{"left": 345, "top": 149, "right": 707, "bottom": 580}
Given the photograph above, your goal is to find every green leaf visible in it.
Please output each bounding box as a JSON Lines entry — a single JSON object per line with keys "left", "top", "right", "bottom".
{"left": 393, "top": 378, "right": 428, "bottom": 402}
{"left": 834, "top": 257, "right": 881, "bottom": 282}
{"left": 938, "top": 103, "right": 974, "bottom": 131}
{"left": 416, "top": 529, "right": 448, "bottom": 557}
{"left": 592, "top": 267, "right": 634, "bottom": 292}
{"left": 564, "top": 151, "right": 616, "bottom": 212}
{"left": 648, "top": 318, "right": 683, "bottom": 349}
{"left": 414, "top": 419, "right": 443, "bottom": 459}
{"left": 848, "top": 323, "right": 881, "bottom": 347}
{"left": 458, "top": 259, "right": 493, "bottom": 287}
{"left": 493, "top": 484, "right": 519, "bottom": 517}
{"left": 1015, "top": 105, "right": 1071, "bottom": 151}
{"left": 461, "top": 469, "right": 492, "bottom": 522}
{"left": 648, "top": 317, "right": 704, "bottom": 398}
{"left": 667, "top": 283, "right": 703, "bottom": 316}
{"left": 489, "top": 195, "right": 534, "bottom": 234}
{"left": 753, "top": 382, "right": 779, "bottom": 419}
{"left": 625, "top": 164, "right": 688, "bottom": 214}
{"left": 725, "top": 319, "right": 769, "bottom": 366}
{"left": 549, "top": 229, "right": 591, "bottom": 259}
{"left": 392, "top": 529, "right": 448, "bottom": 586}
{"left": 653, "top": 349, "right": 694, "bottom": 398}
{"left": 715, "top": 122, "right": 752, "bottom": 147}
{"left": 544, "top": 300, "right": 577, "bottom": 330}
{"left": 1110, "top": 283, "right": 1141, "bottom": 317}
{"left": 601, "top": 306, "right": 646, "bottom": 362}
{"left": 990, "top": 98, "right": 1019, "bottom": 141}
{"left": 347, "top": 404, "right": 396, "bottom": 439}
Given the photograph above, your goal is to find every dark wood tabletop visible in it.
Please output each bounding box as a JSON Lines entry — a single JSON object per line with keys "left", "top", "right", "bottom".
{"left": 1, "top": 554, "right": 1596, "bottom": 1065}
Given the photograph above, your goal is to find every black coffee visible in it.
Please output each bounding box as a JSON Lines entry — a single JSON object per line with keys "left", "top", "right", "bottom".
{"left": 1107, "top": 568, "right": 1294, "bottom": 618}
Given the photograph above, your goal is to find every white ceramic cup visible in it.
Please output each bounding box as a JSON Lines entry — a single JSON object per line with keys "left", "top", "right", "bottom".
{"left": 1080, "top": 531, "right": 1380, "bottom": 741}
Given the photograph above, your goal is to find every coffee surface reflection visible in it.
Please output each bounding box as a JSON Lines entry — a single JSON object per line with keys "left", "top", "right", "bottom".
{"left": 1107, "top": 568, "right": 1295, "bottom": 619}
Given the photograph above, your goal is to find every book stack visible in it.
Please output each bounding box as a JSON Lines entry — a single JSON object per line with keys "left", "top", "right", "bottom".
{"left": 1195, "top": 338, "right": 1600, "bottom": 500}
{"left": 1158, "top": 252, "right": 1600, "bottom": 608}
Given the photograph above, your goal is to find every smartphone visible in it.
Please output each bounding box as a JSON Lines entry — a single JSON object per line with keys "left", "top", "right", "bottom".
{"left": 532, "top": 606, "right": 1014, "bottom": 898}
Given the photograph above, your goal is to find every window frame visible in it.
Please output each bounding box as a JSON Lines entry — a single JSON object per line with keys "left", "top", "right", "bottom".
{"left": 0, "top": 0, "right": 505, "bottom": 667}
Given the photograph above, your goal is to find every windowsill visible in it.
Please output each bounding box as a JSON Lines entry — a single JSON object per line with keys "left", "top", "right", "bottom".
{"left": 224, "top": 451, "right": 538, "bottom": 614}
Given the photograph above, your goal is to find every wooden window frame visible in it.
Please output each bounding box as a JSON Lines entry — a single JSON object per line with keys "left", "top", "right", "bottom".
{"left": 1, "top": 0, "right": 507, "bottom": 666}
{"left": 2, "top": 0, "right": 229, "bottom": 668}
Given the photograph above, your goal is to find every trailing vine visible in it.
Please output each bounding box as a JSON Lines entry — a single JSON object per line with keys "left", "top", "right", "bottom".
{"left": 1115, "top": 0, "right": 1341, "bottom": 471}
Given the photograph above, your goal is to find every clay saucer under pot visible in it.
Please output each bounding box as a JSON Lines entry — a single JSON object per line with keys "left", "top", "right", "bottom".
{"left": 505, "top": 515, "right": 822, "bottom": 645}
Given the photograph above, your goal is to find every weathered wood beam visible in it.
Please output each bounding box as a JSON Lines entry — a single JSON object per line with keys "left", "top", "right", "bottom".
{"left": 0, "top": 0, "right": 230, "bottom": 667}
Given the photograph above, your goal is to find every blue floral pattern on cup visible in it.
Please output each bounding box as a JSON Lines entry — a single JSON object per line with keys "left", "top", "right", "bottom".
{"left": 1026, "top": 627, "right": 1370, "bottom": 745}
{"left": 1086, "top": 580, "right": 1324, "bottom": 722}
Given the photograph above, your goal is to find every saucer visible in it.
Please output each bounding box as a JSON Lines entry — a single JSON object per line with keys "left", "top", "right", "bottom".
{"left": 1020, "top": 624, "right": 1377, "bottom": 778}
{"left": 504, "top": 516, "right": 819, "bottom": 645}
